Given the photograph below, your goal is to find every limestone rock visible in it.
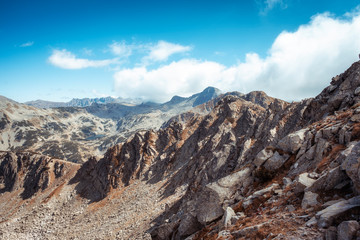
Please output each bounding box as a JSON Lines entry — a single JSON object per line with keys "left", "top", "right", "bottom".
{"left": 293, "top": 173, "right": 316, "bottom": 194}
{"left": 254, "top": 148, "right": 274, "bottom": 167}
{"left": 302, "top": 191, "right": 319, "bottom": 209}
{"left": 195, "top": 168, "right": 252, "bottom": 225}
{"left": 278, "top": 129, "right": 307, "bottom": 154}
{"left": 263, "top": 151, "right": 289, "bottom": 171}
{"left": 337, "top": 220, "right": 360, "bottom": 240}
{"left": 341, "top": 142, "right": 360, "bottom": 193}
{"left": 316, "top": 196, "right": 360, "bottom": 228}
{"left": 324, "top": 226, "right": 337, "bottom": 240}
{"left": 242, "top": 183, "right": 280, "bottom": 209}
{"left": 306, "top": 166, "right": 349, "bottom": 193}
{"left": 220, "top": 207, "right": 236, "bottom": 229}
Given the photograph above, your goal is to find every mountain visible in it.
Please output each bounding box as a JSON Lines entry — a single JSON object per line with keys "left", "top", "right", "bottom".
{"left": 25, "top": 96, "right": 143, "bottom": 108}
{"left": 24, "top": 88, "right": 221, "bottom": 109}
{"left": 1, "top": 61, "right": 360, "bottom": 239}
{"left": 0, "top": 87, "right": 221, "bottom": 163}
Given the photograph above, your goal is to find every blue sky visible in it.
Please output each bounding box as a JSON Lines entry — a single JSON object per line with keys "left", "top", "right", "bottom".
{"left": 1, "top": 0, "right": 360, "bottom": 103}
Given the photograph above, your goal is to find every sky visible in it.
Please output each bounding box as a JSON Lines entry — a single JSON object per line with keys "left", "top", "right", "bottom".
{"left": 1, "top": 0, "right": 360, "bottom": 103}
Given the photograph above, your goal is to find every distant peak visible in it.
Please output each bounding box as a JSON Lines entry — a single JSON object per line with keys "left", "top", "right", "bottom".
{"left": 200, "top": 86, "right": 221, "bottom": 95}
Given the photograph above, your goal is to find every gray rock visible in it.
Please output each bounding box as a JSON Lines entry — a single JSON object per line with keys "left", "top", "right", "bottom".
{"left": 263, "top": 151, "right": 289, "bottom": 171}
{"left": 286, "top": 205, "right": 296, "bottom": 212}
{"left": 337, "top": 220, "right": 360, "bottom": 240}
{"left": 254, "top": 148, "right": 274, "bottom": 167}
{"left": 220, "top": 207, "right": 236, "bottom": 229}
{"left": 278, "top": 129, "right": 307, "bottom": 154}
{"left": 232, "top": 221, "right": 272, "bottom": 238}
{"left": 316, "top": 196, "right": 360, "bottom": 228}
{"left": 283, "top": 177, "right": 292, "bottom": 188}
{"left": 324, "top": 226, "right": 337, "bottom": 240}
{"left": 196, "top": 167, "right": 252, "bottom": 225}
{"left": 306, "top": 166, "right": 349, "bottom": 193}
{"left": 242, "top": 183, "right": 280, "bottom": 209}
{"left": 301, "top": 191, "right": 319, "bottom": 209}
{"left": 322, "top": 198, "right": 345, "bottom": 208}
{"left": 293, "top": 173, "right": 316, "bottom": 194}
{"left": 306, "top": 216, "right": 317, "bottom": 227}
{"left": 355, "top": 87, "right": 360, "bottom": 95}
{"left": 341, "top": 142, "right": 360, "bottom": 193}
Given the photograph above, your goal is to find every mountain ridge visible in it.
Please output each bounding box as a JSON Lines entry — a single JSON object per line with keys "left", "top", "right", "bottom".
{"left": 1, "top": 61, "right": 360, "bottom": 239}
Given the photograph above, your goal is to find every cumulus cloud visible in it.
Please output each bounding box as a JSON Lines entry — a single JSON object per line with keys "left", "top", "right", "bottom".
{"left": 109, "top": 41, "right": 133, "bottom": 57}
{"left": 20, "top": 41, "right": 34, "bottom": 47}
{"left": 114, "top": 12, "right": 360, "bottom": 102}
{"left": 48, "top": 49, "right": 118, "bottom": 69}
{"left": 143, "top": 40, "right": 192, "bottom": 63}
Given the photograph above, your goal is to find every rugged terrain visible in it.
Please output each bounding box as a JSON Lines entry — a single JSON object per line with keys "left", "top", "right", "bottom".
{"left": 0, "top": 87, "right": 220, "bottom": 163}
{"left": 1, "top": 61, "right": 360, "bottom": 239}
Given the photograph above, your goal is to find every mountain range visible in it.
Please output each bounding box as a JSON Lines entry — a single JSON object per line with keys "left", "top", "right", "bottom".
{"left": 1, "top": 61, "right": 360, "bottom": 239}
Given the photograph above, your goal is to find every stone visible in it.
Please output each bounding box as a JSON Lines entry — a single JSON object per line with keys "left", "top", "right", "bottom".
{"left": 195, "top": 167, "right": 252, "bottom": 225}
{"left": 216, "top": 230, "right": 231, "bottom": 239}
{"left": 232, "top": 221, "right": 272, "bottom": 238}
{"left": 337, "top": 220, "right": 360, "bottom": 240}
{"left": 242, "top": 183, "right": 280, "bottom": 209}
{"left": 355, "top": 87, "right": 360, "bottom": 95}
{"left": 316, "top": 196, "right": 360, "bottom": 228}
{"left": 293, "top": 173, "right": 316, "bottom": 194}
{"left": 282, "top": 177, "right": 292, "bottom": 188}
{"left": 220, "top": 207, "right": 236, "bottom": 229}
{"left": 324, "top": 226, "right": 337, "bottom": 240}
{"left": 306, "top": 166, "right": 349, "bottom": 193}
{"left": 254, "top": 148, "right": 274, "bottom": 167}
{"left": 322, "top": 198, "right": 345, "bottom": 208}
{"left": 286, "top": 205, "right": 296, "bottom": 212}
{"left": 263, "top": 151, "right": 289, "bottom": 171}
{"left": 341, "top": 142, "right": 360, "bottom": 193}
{"left": 306, "top": 217, "right": 317, "bottom": 227}
{"left": 351, "top": 114, "right": 360, "bottom": 123}
{"left": 278, "top": 129, "right": 307, "bottom": 154}
{"left": 301, "top": 191, "right": 319, "bottom": 209}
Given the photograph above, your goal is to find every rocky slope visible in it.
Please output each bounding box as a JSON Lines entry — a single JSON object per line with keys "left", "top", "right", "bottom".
{"left": 0, "top": 87, "right": 221, "bottom": 163}
{"left": 1, "top": 61, "right": 360, "bottom": 239}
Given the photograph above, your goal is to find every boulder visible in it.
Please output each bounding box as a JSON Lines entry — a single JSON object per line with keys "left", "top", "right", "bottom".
{"left": 324, "top": 226, "right": 337, "bottom": 240}
{"left": 278, "top": 129, "right": 307, "bottom": 154}
{"left": 316, "top": 196, "right": 360, "bottom": 228}
{"left": 263, "top": 151, "right": 289, "bottom": 171}
{"left": 254, "top": 148, "right": 274, "bottom": 167}
{"left": 220, "top": 207, "right": 236, "bottom": 229}
{"left": 337, "top": 220, "right": 360, "bottom": 240}
{"left": 242, "top": 183, "right": 280, "bottom": 209}
{"left": 301, "top": 191, "right": 319, "bottom": 209}
{"left": 341, "top": 142, "right": 360, "bottom": 193}
{"left": 306, "top": 166, "right": 349, "bottom": 193}
{"left": 293, "top": 173, "right": 316, "bottom": 194}
{"left": 231, "top": 221, "right": 272, "bottom": 238}
{"left": 195, "top": 167, "right": 252, "bottom": 225}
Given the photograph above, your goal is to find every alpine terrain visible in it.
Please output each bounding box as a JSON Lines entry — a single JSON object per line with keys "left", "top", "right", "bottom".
{"left": 1, "top": 61, "right": 360, "bottom": 240}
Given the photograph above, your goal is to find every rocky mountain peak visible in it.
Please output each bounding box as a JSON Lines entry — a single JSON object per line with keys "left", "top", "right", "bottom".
{"left": 1, "top": 61, "right": 360, "bottom": 239}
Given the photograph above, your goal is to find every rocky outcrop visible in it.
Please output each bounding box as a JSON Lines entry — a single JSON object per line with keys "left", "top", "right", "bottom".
{"left": 1, "top": 61, "right": 360, "bottom": 239}
{"left": 0, "top": 151, "right": 73, "bottom": 199}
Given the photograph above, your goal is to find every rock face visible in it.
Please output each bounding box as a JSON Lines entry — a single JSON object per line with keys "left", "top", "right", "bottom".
{"left": 1, "top": 61, "right": 360, "bottom": 239}
{"left": 0, "top": 87, "right": 221, "bottom": 163}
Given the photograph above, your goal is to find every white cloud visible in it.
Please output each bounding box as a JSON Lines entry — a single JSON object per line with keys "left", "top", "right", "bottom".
{"left": 114, "top": 12, "right": 360, "bottom": 102}
{"left": 109, "top": 41, "right": 133, "bottom": 57}
{"left": 114, "top": 59, "right": 225, "bottom": 102}
{"left": 48, "top": 49, "right": 118, "bottom": 69}
{"left": 258, "top": 0, "right": 287, "bottom": 15}
{"left": 143, "top": 40, "right": 192, "bottom": 63}
{"left": 20, "top": 41, "right": 34, "bottom": 47}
